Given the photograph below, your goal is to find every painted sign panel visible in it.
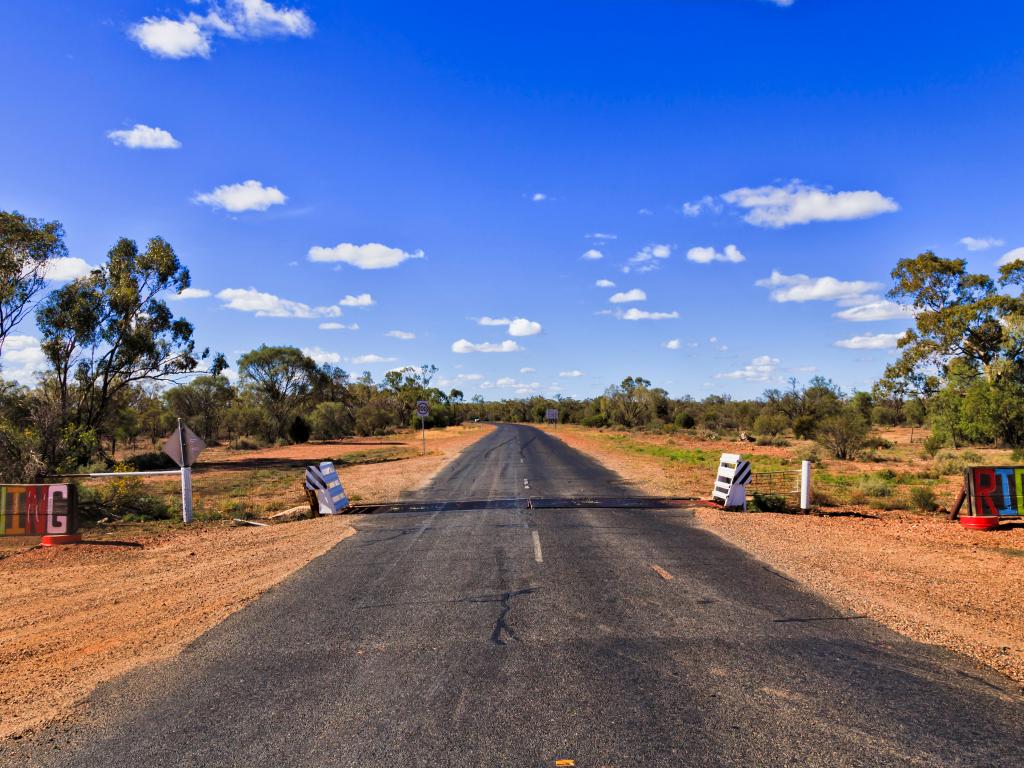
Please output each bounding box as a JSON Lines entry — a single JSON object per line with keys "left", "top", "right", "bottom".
{"left": 966, "top": 467, "right": 1024, "bottom": 517}
{"left": 304, "top": 462, "right": 350, "bottom": 515}
{"left": 0, "top": 484, "right": 78, "bottom": 536}
{"left": 545, "top": 408, "right": 559, "bottom": 422}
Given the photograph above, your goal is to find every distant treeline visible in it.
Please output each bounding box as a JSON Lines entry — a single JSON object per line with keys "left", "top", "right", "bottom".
{"left": 4, "top": 210, "right": 1024, "bottom": 481}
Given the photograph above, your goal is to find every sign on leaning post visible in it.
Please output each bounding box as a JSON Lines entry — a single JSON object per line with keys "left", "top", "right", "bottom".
{"left": 416, "top": 400, "right": 429, "bottom": 455}
{"left": 162, "top": 419, "right": 206, "bottom": 524}
{"left": 545, "top": 408, "right": 559, "bottom": 425}
{"left": 962, "top": 466, "right": 1024, "bottom": 523}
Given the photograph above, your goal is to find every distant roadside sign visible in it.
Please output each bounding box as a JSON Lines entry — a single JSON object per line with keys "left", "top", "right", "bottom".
{"left": 162, "top": 423, "right": 205, "bottom": 468}
{"left": 416, "top": 400, "right": 430, "bottom": 418}
{"left": 545, "top": 408, "right": 559, "bottom": 422}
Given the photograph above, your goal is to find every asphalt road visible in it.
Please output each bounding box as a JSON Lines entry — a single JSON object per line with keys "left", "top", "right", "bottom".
{"left": 12, "top": 424, "right": 1024, "bottom": 767}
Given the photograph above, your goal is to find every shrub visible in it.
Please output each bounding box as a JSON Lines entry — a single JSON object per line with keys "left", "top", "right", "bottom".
{"left": 751, "top": 492, "right": 788, "bottom": 512}
{"left": 792, "top": 415, "right": 818, "bottom": 440}
{"left": 909, "top": 486, "right": 938, "bottom": 513}
{"left": 233, "top": 436, "right": 262, "bottom": 451}
{"left": 81, "top": 463, "right": 170, "bottom": 521}
{"left": 309, "top": 402, "right": 354, "bottom": 440}
{"left": 922, "top": 433, "right": 945, "bottom": 458}
{"left": 795, "top": 445, "right": 821, "bottom": 463}
{"left": 128, "top": 451, "right": 177, "bottom": 471}
{"left": 862, "top": 435, "right": 894, "bottom": 450}
{"left": 674, "top": 412, "right": 696, "bottom": 429}
{"left": 288, "top": 415, "right": 311, "bottom": 444}
{"left": 581, "top": 413, "right": 608, "bottom": 428}
{"left": 816, "top": 408, "right": 870, "bottom": 460}
{"left": 856, "top": 474, "right": 894, "bottom": 498}
{"left": 1012, "top": 447, "right": 1024, "bottom": 463}
{"left": 753, "top": 412, "right": 789, "bottom": 437}
{"left": 755, "top": 435, "right": 790, "bottom": 447}
{"left": 933, "top": 449, "right": 983, "bottom": 476}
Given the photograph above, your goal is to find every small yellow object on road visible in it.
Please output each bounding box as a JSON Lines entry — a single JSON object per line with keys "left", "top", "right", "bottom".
{"left": 651, "top": 564, "right": 674, "bottom": 580}
{"left": 554, "top": 760, "right": 576, "bottom": 767}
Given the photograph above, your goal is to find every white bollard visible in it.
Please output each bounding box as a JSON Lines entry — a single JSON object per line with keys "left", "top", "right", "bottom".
{"left": 180, "top": 466, "right": 193, "bottom": 524}
{"left": 800, "top": 460, "right": 812, "bottom": 512}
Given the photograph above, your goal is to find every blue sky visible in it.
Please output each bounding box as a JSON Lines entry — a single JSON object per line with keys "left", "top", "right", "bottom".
{"left": 3, "top": 0, "right": 1024, "bottom": 399}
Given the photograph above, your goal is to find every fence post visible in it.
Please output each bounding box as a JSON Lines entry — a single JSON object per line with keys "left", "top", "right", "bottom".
{"left": 180, "top": 466, "right": 193, "bottom": 524}
{"left": 800, "top": 460, "right": 812, "bottom": 512}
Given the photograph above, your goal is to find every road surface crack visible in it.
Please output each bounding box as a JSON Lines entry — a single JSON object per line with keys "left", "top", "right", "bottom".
{"left": 465, "top": 587, "right": 538, "bottom": 646}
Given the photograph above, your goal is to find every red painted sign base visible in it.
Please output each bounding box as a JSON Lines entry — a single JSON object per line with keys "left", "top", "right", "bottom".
{"left": 959, "top": 516, "right": 1001, "bottom": 531}
{"left": 40, "top": 533, "right": 83, "bottom": 547}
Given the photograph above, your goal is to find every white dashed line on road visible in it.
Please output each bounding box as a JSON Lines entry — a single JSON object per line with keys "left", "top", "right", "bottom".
{"left": 532, "top": 530, "right": 543, "bottom": 563}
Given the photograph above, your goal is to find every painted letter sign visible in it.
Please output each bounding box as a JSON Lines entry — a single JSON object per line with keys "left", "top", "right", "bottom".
{"left": 966, "top": 466, "right": 1024, "bottom": 518}
{"left": 0, "top": 484, "right": 79, "bottom": 536}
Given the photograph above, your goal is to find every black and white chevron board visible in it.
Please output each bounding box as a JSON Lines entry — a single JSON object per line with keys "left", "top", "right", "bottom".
{"left": 711, "top": 452, "right": 752, "bottom": 510}
{"left": 304, "top": 461, "right": 350, "bottom": 515}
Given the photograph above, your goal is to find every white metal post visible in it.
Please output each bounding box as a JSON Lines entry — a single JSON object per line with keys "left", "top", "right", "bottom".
{"left": 421, "top": 416, "right": 426, "bottom": 455}
{"left": 800, "top": 460, "right": 812, "bottom": 512}
{"left": 180, "top": 466, "right": 193, "bottom": 524}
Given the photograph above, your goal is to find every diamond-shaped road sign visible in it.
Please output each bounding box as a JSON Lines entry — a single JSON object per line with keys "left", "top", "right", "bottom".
{"left": 162, "top": 423, "right": 206, "bottom": 468}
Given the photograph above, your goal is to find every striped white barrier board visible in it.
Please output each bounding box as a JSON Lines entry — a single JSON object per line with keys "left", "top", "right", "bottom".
{"left": 304, "top": 461, "right": 350, "bottom": 515}
{"left": 711, "top": 453, "right": 752, "bottom": 511}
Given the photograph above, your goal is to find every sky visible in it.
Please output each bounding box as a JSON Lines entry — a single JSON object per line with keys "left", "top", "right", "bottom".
{"left": 3, "top": 0, "right": 1024, "bottom": 400}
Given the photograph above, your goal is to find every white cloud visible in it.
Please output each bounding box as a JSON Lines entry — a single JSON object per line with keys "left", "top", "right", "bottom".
{"left": 960, "top": 236, "right": 1004, "bottom": 252}
{"left": 559, "top": 370, "right": 584, "bottom": 378}
{"left": 520, "top": 367, "right": 535, "bottom": 373}
{"left": 582, "top": 249, "right": 604, "bottom": 260}
{"left": 609, "top": 288, "right": 647, "bottom": 304}
{"left": 130, "top": 1, "right": 313, "bottom": 59}
{"left": 130, "top": 17, "right": 211, "bottom": 59}
{"left": 638, "top": 208, "right": 653, "bottom": 216}
{"left": 229, "top": 0, "right": 314, "bottom": 37}
{"left": 716, "top": 355, "right": 780, "bottom": 382}
{"left": 216, "top": 287, "right": 341, "bottom": 318}
{"left": 595, "top": 279, "right": 616, "bottom": 288}
{"left": 531, "top": 193, "right": 547, "bottom": 202}
{"left": 352, "top": 353, "right": 395, "bottom": 364}
{"left": 630, "top": 244, "right": 672, "bottom": 265}
{"left": 721, "top": 181, "right": 899, "bottom": 228}
{"left": 107, "top": 124, "right": 181, "bottom": 149}
{"left": 833, "top": 300, "right": 915, "bottom": 322}
{"left": 451, "top": 339, "right": 522, "bottom": 354}
{"left": 477, "top": 316, "right": 511, "bottom": 326}
{"left": 621, "top": 308, "right": 679, "bottom": 321}
{"left": 834, "top": 332, "right": 903, "bottom": 350}
{"left": 681, "top": 195, "right": 722, "bottom": 217}
{"left": 168, "top": 287, "right": 211, "bottom": 301}
{"left": 44, "top": 257, "right": 97, "bottom": 282}
{"left": 194, "top": 180, "right": 286, "bottom": 212}
{"left": 320, "top": 322, "right": 359, "bottom": 330}
{"left": 755, "top": 270, "right": 881, "bottom": 303}
{"left": 508, "top": 318, "right": 542, "bottom": 337}
{"left": 686, "top": 244, "right": 745, "bottom": 264}
{"left": 586, "top": 233, "right": 617, "bottom": 240}
{"left": 997, "top": 247, "right": 1024, "bottom": 266}
{"left": 0, "top": 335, "right": 46, "bottom": 384}
{"left": 308, "top": 242, "right": 424, "bottom": 270}
{"left": 767, "top": 0, "right": 795, "bottom": 6}
{"left": 663, "top": 339, "right": 681, "bottom": 350}
{"left": 302, "top": 346, "right": 341, "bottom": 365}
{"left": 386, "top": 330, "right": 415, "bottom": 340}
{"left": 339, "top": 293, "right": 374, "bottom": 307}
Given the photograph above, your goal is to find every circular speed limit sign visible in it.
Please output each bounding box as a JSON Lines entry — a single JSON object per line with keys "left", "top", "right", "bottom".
{"left": 416, "top": 400, "right": 429, "bottom": 418}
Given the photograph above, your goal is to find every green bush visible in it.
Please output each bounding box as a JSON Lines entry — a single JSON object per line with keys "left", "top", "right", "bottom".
{"left": 309, "top": 402, "right": 354, "bottom": 440}
{"left": 581, "top": 413, "right": 608, "bottom": 428}
{"left": 288, "top": 415, "right": 311, "bottom": 444}
{"left": 816, "top": 408, "right": 870, "bottom": 460}
{"left": 909, "top": 486, "right": 938, "bottom": 513}
{"left": 751, "top": 492, "right": 788, "bottom": 512}
{"left": 674, "top": 412, "right": 696, "bottom": 429}
{"left": 862, "top": 435, "right": 894, "bottom": 450}
{"left": 933, "top": 449, "right": 983, "bottom": 476}
{"left": 856, "top": 474, "right": 895, "bottom": 498}
{"left": 80, "top": 464, "right": 171, "bottom": 521}
{"left": 922, "top": 433, "right": 945, "bottom": 458}
{"left": 753, "top": 412, "right": 789, "bottom": 437}
{"left": 128, "top": 451, "right": 177, "bottom": 471}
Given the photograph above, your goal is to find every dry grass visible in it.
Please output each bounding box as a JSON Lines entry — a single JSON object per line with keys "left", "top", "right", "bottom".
{"left": 541, "top": 424, "right": 1024, "bottom": 688}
